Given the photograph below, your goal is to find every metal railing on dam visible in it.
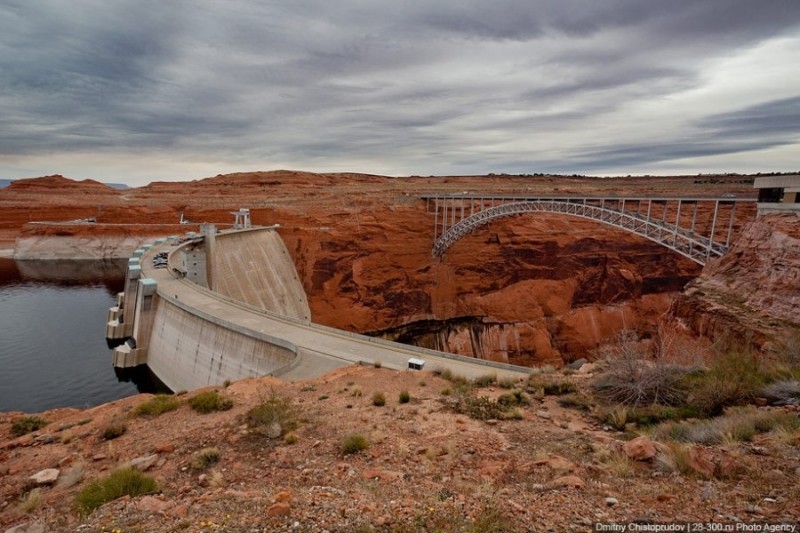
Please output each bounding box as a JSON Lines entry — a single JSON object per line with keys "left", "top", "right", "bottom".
{"left": 422, "top": 195, "right": 757, "bottom": 265}
{"left": 106, "top": 227, "right": 533, "bottom": 392}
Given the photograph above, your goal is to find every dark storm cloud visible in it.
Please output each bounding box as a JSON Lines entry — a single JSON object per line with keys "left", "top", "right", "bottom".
{"left": 1, "top": 0, "right": 799, "bottom": 181}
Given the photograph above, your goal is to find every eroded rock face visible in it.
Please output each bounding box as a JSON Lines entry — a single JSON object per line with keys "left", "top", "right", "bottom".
{"left": 672, "top": 214, "right": 800, "bottom": 350}
{"left": 285, "top": 208, "right": 700, "bottom": 364}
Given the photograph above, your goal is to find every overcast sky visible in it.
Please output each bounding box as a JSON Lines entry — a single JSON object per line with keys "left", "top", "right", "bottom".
{"left": 1, "top": 1, "right": 799, "bottom": 186}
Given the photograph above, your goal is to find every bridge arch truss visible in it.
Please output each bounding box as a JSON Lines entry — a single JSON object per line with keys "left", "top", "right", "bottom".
{"left": 422, "top": 195, "right": 756, "bottom": 266}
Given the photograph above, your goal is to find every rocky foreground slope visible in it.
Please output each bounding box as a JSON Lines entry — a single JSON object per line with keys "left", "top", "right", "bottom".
{"left": 2, "top": 366, "right": 799, "bottom": 532}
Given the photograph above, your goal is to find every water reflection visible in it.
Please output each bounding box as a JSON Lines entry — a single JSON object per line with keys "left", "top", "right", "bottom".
{"left": 0, "top": 258, "right": 169, "bottom": 413}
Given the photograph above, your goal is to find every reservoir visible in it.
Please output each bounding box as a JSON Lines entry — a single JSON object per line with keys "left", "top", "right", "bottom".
{"left": 0, "top": 258, "right": 164, "bottom": 413}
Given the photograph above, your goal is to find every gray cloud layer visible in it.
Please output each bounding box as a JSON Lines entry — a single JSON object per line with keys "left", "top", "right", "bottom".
{"left": 1, "top": 1, "right": 799, "bottom": 183}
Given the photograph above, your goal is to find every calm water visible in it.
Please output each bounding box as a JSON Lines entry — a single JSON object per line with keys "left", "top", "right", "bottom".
{"left": 0, "top": 258, "right": 164, "bottom": 413}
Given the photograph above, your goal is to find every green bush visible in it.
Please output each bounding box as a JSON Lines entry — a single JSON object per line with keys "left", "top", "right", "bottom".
{"left": 11, "top": 416, "right": 48, "bottom": 437}
{"left": 76, "top": 467, "right": 158, "bottom": 515}
{"left": 683, "top": 351, "right": 771, "bottom": 416}
{"left": 135, "top": 394, "right": 181, "bottom": 417}
{"left": 188, "top": 390, "right": 234, "bottom": 414}
{"left": 246, "top": 389, "right": 298, "bottom": 438}
{"left": 372, "top": 392, "right": 386, "bottom": 407}
{"left": 100, "top": 420, "right": 127, "bottom": 441}
{"left": 399, "top": 390, "right": 411, "bottom": 404}
{"left": 341, "top": 433, "right": 369, "bottom": 455}
{"left": 192, "top": 447, "right": 221, "bottom": 470}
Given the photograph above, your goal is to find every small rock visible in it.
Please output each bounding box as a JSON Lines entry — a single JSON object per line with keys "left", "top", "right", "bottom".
{"left": 92, "top": 453, "right": 107, "bottom": 461}
{"left": 267, "top": 502, "right": 291, "bottom": 517}
{"left": 153, "top": 442, "right": 175, "bottom": 454}
{"left": 128, "top": 454, "right": 159, "bottom": 471}
{"left": 273, "top": 489, "right": 293, "bottom": 503}
{"left": 136, "top": 495, "right": 169, "bottom": 514}
{"left": 745, "top": 504, "right": 763, "bottom": 515}
{"left": 605, "top": 497, "right": 618, "bottom": 507}
{"left": 535, "top": 410, "right": 551, "bottom": 420}
{"left": 567, "top": 358, "right": 588, "bottom": 370}
{"left": 4, "top": 521, "right": 45, "bottom": 533}
{"left": 551, "top": 475, "right": 585, "bottom": 488}
{"left": 753, "top": 397, "right": 768, "bottom": 407}
{"left": 29, "top": 468, "right": 59, "bottom": 485}
{"left": 763, "top": 469, "right": 787, "bottom": 483}
{"left": 267, "top": 421, "right": 282, "bottom": 439}
{"left": 172, "top": 503, "right": 190, "bottom": 518}
{"left": 623, "top": 436, "right": 657, "bottom": 461}
{"left": 578, "top": 363, "right": 598, "bottom": 374}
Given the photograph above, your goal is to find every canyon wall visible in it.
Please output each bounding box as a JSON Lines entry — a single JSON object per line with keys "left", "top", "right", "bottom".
{"left": 281, "top": 205, "right": 700, "bottom": 366}
{"left": 672, "top": 213, "right": 800, "bottom": 350}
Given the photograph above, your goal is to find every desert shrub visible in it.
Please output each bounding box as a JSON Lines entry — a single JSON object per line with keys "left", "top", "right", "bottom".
{"left": 76, "top": 467, "right": 158, "bottom": 515}
{"left": 100, "top": 420, "right": 127, "bottom": 441}
{"left": 246, "top": 389, "right": 298, "bottom": 438}
{"left": 188, "top": 390, "right": 234, "bottom": 414}
{"left": 11, "top": 416, "right": 48, "bottom": 437}
{"left": 470, "top": 501, "right": 517, "bottom": 533}
{"left": 192, "top": 447, "right": 221, "bottom": 470}
{"left": 497, "top": 389, "right": 530, "bottom": 408}
{"left": 527, "top": 377, "right": 577, "bottom": 396}
{"left": 372, "top": 392, "right": 386, "bottom": 407}
{"left": 592, "top": 330, "right": 697, "bottom": 407}
{"left": 557, "top": 393, "right": 594, "bottom": 412}
{"left": 497, "top": 377, "right": 519, "bottom": 389}
{"left": 683, "top": 351, "right": 770, "bottom": 416}
{"left": 473, "top": 373, "right": 497, "bottom": 388}
{"left": 443, "top": 390, "right": 524, "bottom": 421}
{"left": 18, "top": 488, "right": 41, "bottom": 514}
{"left": 399, "top": 390, "right": 411, "bottom": 404}
{"left": 283, "top": 433, "right": 299, "bottom": 445}
{"left": 135, "top": 394, "right": 181, "bottom": 417}
{"left": 341, "top": 433, "right": 369, "bottom": 455}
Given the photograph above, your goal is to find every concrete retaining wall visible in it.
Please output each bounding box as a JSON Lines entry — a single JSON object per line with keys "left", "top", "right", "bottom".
{"left": 145, "top": 296, "right": 296, "bottom": 392}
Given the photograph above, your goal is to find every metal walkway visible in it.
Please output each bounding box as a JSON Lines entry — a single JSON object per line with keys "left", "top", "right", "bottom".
{"left": 422, "top": 195, "right": 757, "bottom": 265}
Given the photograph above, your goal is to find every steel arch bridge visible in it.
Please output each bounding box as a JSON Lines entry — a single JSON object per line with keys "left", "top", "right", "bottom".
{"left": 421, "top": 195, "right": 757, "bottom": 265}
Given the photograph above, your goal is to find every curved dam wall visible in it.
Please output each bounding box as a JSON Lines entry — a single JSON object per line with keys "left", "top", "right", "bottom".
{"left": 209, "top": 228, "right": 311, "bottom": 320}
{"left": 108, "top": 226, "right": 532, "bottom": 393}
{"left": 109, "top": 227, "right": 309, "bottom": 391}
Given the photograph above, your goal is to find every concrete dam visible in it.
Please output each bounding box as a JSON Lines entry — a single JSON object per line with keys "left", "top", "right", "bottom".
{"left": 106, "top": 224, "right": 530, "bottom": 392}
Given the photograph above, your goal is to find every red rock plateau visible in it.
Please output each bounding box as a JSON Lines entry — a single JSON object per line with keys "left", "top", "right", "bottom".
{"left": 0, "top": 171, "right": 776, "bottom": 364}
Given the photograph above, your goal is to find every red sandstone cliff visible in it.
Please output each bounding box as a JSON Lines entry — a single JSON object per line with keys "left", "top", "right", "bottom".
{"left": 672, "top": 213, "right": 800, "bottom": 350}
{"left": 0, "top": 172, "right": 762, "bottom": 364}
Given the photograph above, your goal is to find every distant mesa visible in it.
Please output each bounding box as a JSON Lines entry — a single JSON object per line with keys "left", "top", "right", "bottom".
{"left": 1, "top": 175, "right": 128, "bottom": 191}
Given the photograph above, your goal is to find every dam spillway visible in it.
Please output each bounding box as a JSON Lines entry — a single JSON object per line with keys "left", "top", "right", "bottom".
{"left": 106, "top": 225, "right": 531, "bottom": 392}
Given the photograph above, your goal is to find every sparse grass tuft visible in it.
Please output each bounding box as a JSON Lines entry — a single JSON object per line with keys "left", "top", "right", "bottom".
{"left": 135, "top": 394, "right": 181, "bottom": 417}
{"left": 18, "top": 488, "right": 41, "bottom": 514}
{"left": 246, "top": 389, "right": 298, "bottom": 438}
{"left": 188, "top": 390, "right": 233, "bottom": 414}
{"left": 100, "top": 420, "right": 127, "bottom": 441}
{"left": 283, "top": 432, "right": 299, "bottom": 445}
{"left": 399, "top": 390, "right": 411, "bottom": 404}
{"left": 341, "top": 433, "right": 369, "bottom": 455}
{"left": 527, "top": 377, "right": 577, "bottom": 396}
{"left": 652, "top": 406, "right": 799, "bottom": 445}
{"left": 372, "top": 392, "right": 386, "bottom": 407}
{"left": 11, "top": 416, "right": 48, "bottom": 437}
{"left": 474, "top": 373, "right": 497, "bottom": 388}
{"left": 76, "top": 467, "right": 158, "bottom": 515}
{"left": 192, "top": 447, "right": 221, "bottom": 470}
